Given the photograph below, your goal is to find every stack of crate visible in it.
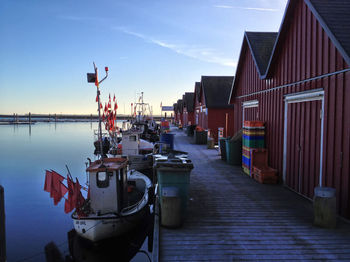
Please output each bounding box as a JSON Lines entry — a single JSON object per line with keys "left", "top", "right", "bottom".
{"left": 242, "top": 121, "right": 265, "bottom": 176}
{"left": 250, "top": 149, "right": 278, "bottom": 184}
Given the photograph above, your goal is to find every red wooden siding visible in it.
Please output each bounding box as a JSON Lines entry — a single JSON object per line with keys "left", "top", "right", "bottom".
{"left": 207, "top": 108, "right": 234, "bottom": 142}
{"left": 286, "top": 100, "right": 322, "bottom": 199}
{"left": 231, "top": 0, "right": 350, "bottom": 217}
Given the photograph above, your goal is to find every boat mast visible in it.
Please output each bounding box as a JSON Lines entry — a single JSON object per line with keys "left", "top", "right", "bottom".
{"left": 92, "top": 62, "right": 108, "bottom": 159}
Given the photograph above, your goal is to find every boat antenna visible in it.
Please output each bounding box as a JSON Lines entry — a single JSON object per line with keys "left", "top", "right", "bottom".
{"left": 87, "top": 62, "right": 109, "bottom": 160}
{"left": 65, "top": 164, "right": 74, "bottom": 181}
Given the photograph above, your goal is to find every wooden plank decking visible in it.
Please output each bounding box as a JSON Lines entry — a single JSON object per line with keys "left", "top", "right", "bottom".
{"left": 159, "top": 128, "right": 350, "bottom": 261}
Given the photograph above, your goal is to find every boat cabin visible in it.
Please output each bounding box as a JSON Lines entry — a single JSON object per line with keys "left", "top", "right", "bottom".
{"left": 87, "top": 158, "right": 128, "bottom": 214}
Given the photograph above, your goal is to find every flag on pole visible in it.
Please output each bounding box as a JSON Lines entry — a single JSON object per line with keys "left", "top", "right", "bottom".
{"left": 95, "top": 95, "right": 98, "bottom": 102}
{"left": 113, "top": 94, "right": 115, "bottom": 102}
{"left": 94, "top": 70, "right": 99, "bottom": 87}
{"left": 114, "top": 101, "right": 118, "bottom": 111}
{"left": 109, "top": 94, "right": 111, "bottom": 102}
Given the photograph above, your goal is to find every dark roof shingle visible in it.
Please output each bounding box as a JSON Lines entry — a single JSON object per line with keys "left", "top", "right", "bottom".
{"left": 307, "top": 0, "right": 350, "bottom": 66}
{"left": 245, "top": 32, "right": 278, "bottom": 76}
{"left": 201, "top": 76, "right": 234, "bottom": 108}
{"left": 184, "top": 92, "right": 195, "bottom": 112}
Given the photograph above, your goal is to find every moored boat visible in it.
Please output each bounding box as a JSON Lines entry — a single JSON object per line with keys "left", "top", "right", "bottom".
{"left": 72, "top": 157, "right": 152, "bottom": 242}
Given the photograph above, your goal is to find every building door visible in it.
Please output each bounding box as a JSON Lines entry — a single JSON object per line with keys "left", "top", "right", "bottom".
{"left": 283, "top": 90, "right": 324, "bottom": 199}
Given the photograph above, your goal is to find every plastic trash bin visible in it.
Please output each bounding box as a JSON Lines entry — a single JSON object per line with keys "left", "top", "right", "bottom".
{"left": 225, "top": 139, "right": 242, "bottom": 165}
{"left": 154, "top": 156, "right": 194, "bottom": 220}
{"left": 219, "top": 137, "right": 228, "bottom": 161}
{"left": 160, "top": 133, "right": 175, "bottom": 150}
{"left": 194, "top": 130, "right": 207, "bottom": 144}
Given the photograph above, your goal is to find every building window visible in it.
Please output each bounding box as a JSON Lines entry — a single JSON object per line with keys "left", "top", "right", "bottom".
{"left": 96, "top": 171, "right": 111, "bottom": 188}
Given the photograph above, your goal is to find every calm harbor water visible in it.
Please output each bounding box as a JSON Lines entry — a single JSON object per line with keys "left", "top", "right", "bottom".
{"left": 0, "top": 122, "right": 152, "bottom": 262}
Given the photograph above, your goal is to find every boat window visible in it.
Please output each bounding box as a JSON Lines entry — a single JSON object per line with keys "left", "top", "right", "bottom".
{"left": 96, "top": 172, "right": 110, "bottom": 188}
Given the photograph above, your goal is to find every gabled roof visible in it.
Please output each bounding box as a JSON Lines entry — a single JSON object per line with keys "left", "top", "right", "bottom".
{"left": 230, "top": 0, "right": 350, "bottom": 103}
{"left": 264, "top": 0, "right": 350, "bottom": 78}
{"left": 229, "top": 32, "right": 277, "bottom": 103}
{"left": 173, "top": 103, "right": 178, "bottom": 112}
{"left": 184, "top": 92, "right": 195, "bottom": 112}
{"left": 201, "top": 76, "right": 234, "bottom": 108}
{"left": 246, "top": 32, "right": 278, "bottom": 76}
{"left": 194, "top": 82, "right": 201, "bottom": 103}
{"left": 307, "top": 0, "right": 350, "bottom": 66}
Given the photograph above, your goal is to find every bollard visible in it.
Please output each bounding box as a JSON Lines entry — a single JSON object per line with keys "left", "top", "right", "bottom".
{"left": 161, "top": 187, "right": 181, "bottom": 228}
{"left": 0, "top": 185, "right": 6, "bottom": 262}
{"left": 314, "top": 187, "right": 337, "bottom": 228}
{"left": 28, "top": 112, "right": 31, "bottom": 124}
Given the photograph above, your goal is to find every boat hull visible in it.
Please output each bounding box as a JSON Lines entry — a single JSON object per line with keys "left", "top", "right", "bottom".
{"left": 72, "top": 207, "right": 147, "bottom": 242}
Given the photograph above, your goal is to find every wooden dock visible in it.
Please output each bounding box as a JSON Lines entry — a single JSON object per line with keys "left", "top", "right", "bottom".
{"left": 158, "top": 128, "right": 350, "bottom": 261}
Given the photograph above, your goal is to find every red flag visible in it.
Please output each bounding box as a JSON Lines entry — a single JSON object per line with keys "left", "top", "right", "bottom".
{"left": 96, "top": 95, "right": 98, "bottom": 102}
{"left": 108, "top": 102, "right": 111, "bottom": 108}
{"left": 115, "top": 100, "right": 118, "bottom": 110}
{"left": 50, "top": 170, "right": 67, "bottom": 205}
{"left": 100, "top": 103, "right": 102, "bottom": 109}
{"left": 95, "top": 70, "right": 99, "bottom": 87}
{"left": 113, "top": 94, "right": 115, "bottom": 102}
{"left": 104, "top": 103, "right": 107, "bottom": 112}
{"left": 65, "top": 176, "right": 75, "bottom": 213}
{"left": 53, "top": 182, "right": 68, "bottom": 206}
{"left": 109, "top": 94, "right": 111, "bottom": 102}
{"left": 44, "top": 170, "right": 52, "bottom": 192}
{"left": 102, "top": 112, "right": 105, "bottom": 121}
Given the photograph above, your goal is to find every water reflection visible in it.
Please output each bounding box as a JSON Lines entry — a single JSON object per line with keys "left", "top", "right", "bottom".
{"left": 45, "top": 212, "right": 153, "bottom": 262}
{"left": 0, "top": 121, "right": 148, "bottom": 262}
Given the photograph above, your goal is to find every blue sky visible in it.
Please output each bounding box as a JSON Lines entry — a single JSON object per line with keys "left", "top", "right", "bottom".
{"left": 0, "top": 0, "right": 287, "bottom": 115}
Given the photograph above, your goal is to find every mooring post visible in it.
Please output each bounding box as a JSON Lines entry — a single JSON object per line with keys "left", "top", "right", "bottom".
{"left": 55, "top": 114, "right": 57, "bottom": 122}
{"left": 13, "top": 113, "right": 15, "bottom": 123}
{"left": 90, "top": 114, "right": 92, "bottom": 122}
{"left": 28, "top": 112, "right": 31, "bottom": 124}
{"left": 0, "top": 185, "right": 6, "bottom": 262}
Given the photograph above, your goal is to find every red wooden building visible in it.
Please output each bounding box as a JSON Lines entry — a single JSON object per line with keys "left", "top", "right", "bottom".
{"left": 194, "top": 76, "right": 235, "bottom": 142}
{"left": 173, "top": 103, "right": 179, "bottom": 124}
{"left": 177, "top": 99, "right": 184, "bottom": 126}
{"left": 182, "top": 92, "right": 195, "bottom": 127}
{"left": 229, "top": 0, "right": 350, "bottom": 218}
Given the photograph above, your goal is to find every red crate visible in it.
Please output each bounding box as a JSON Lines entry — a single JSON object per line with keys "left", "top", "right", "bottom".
{"left": 251, "top": 148, "right": 268, "bottom": 168}
{"left": 244, "top": 121, "right": 265, "bottom": 128}
{"left": 252, "top": 166, "right": 278, "bottom": 184}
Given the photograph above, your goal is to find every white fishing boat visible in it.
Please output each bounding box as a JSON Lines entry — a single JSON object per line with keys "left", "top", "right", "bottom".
{"left": 72, "top": 157, "right": 152, "bottom": 242}
{"left": 73, "top": 64, "right": 152, "bottom": 242}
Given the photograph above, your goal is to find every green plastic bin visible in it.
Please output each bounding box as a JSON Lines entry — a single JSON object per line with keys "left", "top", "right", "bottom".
{"left": 219, "top": 137, "right": 229, "bottom": 161}
{"left": 194, "top": 130, "right": 208, "bottom": 144}
{"left": 155, "top": 157, "right": 194, "bottom": 219}
{"left": 226, "top": 139, "right": 242, "bottom": 165}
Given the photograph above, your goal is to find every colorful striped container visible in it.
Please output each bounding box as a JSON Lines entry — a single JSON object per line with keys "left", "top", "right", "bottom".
{"left": 242, "top": 121, "right": 265, "bottom": 176}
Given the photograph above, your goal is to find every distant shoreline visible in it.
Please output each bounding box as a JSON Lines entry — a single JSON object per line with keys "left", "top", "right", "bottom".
{"left": 0, "top": 114, "right": 171, "bottom": 124}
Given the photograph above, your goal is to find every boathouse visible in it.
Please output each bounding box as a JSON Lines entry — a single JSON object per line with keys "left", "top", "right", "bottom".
{"left": 182, "top": 92, "right": 195, "bottom": 127}
{"left": 229, "top": 0, "right": 350, "bottom": 218}
{"left": 176, "top": 99, "right": 184, "bottom": 126}
{"left": 173, "top": 103, "right": 179, "bottom": 124}
{"left": 195, "top": 76, "right": 234, "bottom": 142}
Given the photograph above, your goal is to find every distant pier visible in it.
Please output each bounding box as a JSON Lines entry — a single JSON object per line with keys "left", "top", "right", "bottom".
{"left": 0, "top": 113, "right": 172, "bottom": 124}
